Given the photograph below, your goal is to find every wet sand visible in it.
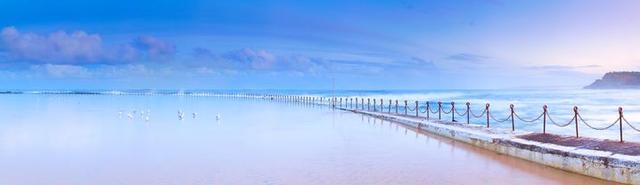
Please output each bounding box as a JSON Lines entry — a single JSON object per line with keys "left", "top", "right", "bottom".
{"left": 0, "top": 96, "right": 619, "bottom": 184}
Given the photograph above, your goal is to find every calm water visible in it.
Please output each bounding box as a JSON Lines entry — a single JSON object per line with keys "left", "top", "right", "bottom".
{"left": 0, "top": 94, "right": 615, "bottom": 184}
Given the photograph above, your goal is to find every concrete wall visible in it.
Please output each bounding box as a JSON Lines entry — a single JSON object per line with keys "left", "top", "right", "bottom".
{"left": 347, "top": 108, "right": 640, "bottom": 184}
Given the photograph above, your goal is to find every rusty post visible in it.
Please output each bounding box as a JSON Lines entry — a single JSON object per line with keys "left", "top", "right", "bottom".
{"left": 619, "top": 107, "right": 624, "bottom": 142}
{"left": 415, "top": 101, "right": 419, "bottom": 117}
{"left": 510, "top": 104, "right": 515, "bottom": 131}
{"left": 404, "top": 100, "right": 408, "bottom": 115}
{"left": 355, "top": 98, "right": 358, "bottom": 109}
{"left": 574, "top": 106, "right": 579, "bottom": 138}
{"left": 466, "top": 102, "right": 470, "bottom": 124}
{"left": 373, "top": 99, "right": 377, "bottom": 111}
{"left": 543, "top": 105, "right": 548, "bottom": 134}
{"left": 438, "top": 102, "right": 442, "bottom": 120}
{"left": 426, "top": 101, "right": 430, "bottom": 120}
{"left": 486, "top": 103, "right": 490, "bottom": 128}
{"left": 451, "top": 102, "right": 455, "bottom": 122}
{"left": 395, "top": 100, "right": 398, "bottom": 113}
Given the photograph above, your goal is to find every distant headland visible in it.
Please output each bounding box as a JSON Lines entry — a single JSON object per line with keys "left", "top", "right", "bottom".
{"left": 585, "top": 71, "right": 640, "bottom": 89}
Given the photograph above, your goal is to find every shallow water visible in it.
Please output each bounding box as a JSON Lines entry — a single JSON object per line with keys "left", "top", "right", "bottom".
{"left": 0, "top": 95, "right": 618, "bottom": 184}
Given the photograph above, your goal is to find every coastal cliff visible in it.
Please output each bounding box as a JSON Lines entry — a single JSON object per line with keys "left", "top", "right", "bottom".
{"left": 585, "top": 72, "right": 640, "bottom": 89}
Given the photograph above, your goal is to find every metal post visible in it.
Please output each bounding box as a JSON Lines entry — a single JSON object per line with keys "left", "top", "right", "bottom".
{"left": 574, "top": 106, "right": 579, "bottom": 138}
{"left": 543, "top": 105, "right": 547, "bottom": 134}
{"left": 426, "top": 101, "right": 430, "bottom": 120}
{"left": 510, "top": 104, "right": 515, "bottom": 131}
{"left": 404, "top": 100, "right": 408, "bottom": 115}
{"left": 451, "top": 102, "right": 455, "bottom": 122}
{"left": 367, "top": 98, "right": 370, "bottom": 111}
{"left": 415, "top": 101, "right": 419, "bottom": 117}
{"left": 486, "top": 103, "right": 490, "bottom": 128}
{"left": 619, "top": 107, "right": 624, "bottom": 142}
{"left": 381, "top": 99, "right": 384, "bottom": 112}
{"left": 395, "top": 100, "right": 398, "bottom": 113}
{"left": 388, "top": 100, "right": 391, "bottom": 113}
{"left": 361, "top": 98, "right": 364, "bottom": 110}
{"left": 355, "top": 98, "right": 358, "bottom": 109}
{"left": 438, "top": 102, "right": 442, "bottom": 120}
{"left": 373, "top": 99, "right": 377, "bottom": 111}
{"left": 466, "top": 102, "right": 470, "bottom": 124}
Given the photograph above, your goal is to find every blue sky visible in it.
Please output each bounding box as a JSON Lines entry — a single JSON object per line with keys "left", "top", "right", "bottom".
{"left": 0, "top": 0, "right": 639, "bottom": 89}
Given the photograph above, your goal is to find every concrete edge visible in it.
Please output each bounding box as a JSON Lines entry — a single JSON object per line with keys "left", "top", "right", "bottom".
{"left": 344, "top": 108, "right": 640, "bottom": 184}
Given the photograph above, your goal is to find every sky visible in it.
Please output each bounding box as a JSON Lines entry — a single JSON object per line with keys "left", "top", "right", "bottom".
{"left": 0, "top": 0, "right": 639, "bottom": 90}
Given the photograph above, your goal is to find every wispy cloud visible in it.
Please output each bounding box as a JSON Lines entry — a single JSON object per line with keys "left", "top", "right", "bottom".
{"left": 526, "top": 65, "right": 601, "bottom": 70}
{"left": 446, "top": 53, "right": 490, "bottom": 63}
{"left": 30, "top": 64, "right": 91, "bottom": 78}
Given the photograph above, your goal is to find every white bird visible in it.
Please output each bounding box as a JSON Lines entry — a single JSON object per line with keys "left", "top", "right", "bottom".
{"left": 145, "top": 116, "right": 150, "bottom": 122}
{"left": 192, "top": 112, "right": 197, "bottom": 119}
{"left": 118, "top": 110, "right": 123, "bottom": 118}
{"left": 127, "top": 112, "right": 134, "bottom": 120}
{"left": 216, "top": 113, "right": 221, "bottom": 121}
{"left": 178, "top": 110, "right": 184, "bottom": 120}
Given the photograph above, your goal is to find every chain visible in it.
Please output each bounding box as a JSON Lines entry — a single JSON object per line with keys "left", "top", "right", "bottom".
{"left": 547, "top": 113, "right": 574, "bottom": 127}
{"left": 419, "top": 106, "right": 428, "bottom": 113}
{"left": 454, "top": 107, "right": 468, "bottom": 116}
{"left": 470, "top": 108, "right": 487, "bottom": 118}
{"left": 622, "top": 117, "right": 640, "bottom": 132}
{"left": 490, "top": 112, "right": 512, "bottom": 123}
{"left": 513, "top": 112, "right": 544, "bottom": 123}
{"left": 577, "top": 114, "right": 618, "bottom": 130}
{"left": 428, "top": 104, "right": 439, "bottom": 114}
{"left": 407, "top": 106, "right": 416, "bottom": 112}
{"left": 441, "top": 107, "right": 453, "bottom": 114}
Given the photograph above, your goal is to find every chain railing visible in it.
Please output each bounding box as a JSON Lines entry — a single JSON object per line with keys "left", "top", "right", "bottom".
{"left": 225, "top": 93, "right": 640, "bottom": 143}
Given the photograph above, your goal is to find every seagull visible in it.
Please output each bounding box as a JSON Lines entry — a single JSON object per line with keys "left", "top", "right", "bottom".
{"left": 118, "top": 110, "right": 123, "bottom": 118}
{"left": 192, "top": 112, "right": 197, "bottom": 119}
{"left": 178, "top": 110, "right": 184, "bottom": 120}
{"left": 127, "top": 112, "right": 134, "bottom": 120}
{"left": 144, "top": 116, "right": 150, "bottom": 122}
{"left": 216, "top": 113, "right": 221, "bottom": 121}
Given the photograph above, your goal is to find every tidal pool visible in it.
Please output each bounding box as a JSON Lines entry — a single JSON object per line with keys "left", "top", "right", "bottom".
{"left": 0, "top": 95, "right": 616, "bottom": 184}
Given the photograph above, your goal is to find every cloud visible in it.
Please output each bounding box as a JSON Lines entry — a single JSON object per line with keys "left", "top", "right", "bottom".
{"left": 222, "top": 48, "right": 277, "bottom": 70}
{"left": 193, "top": 48, "right": 329, "bottom": 73}
{"left": 1, "top": 27, "right": 103, "bottom": 63}
{"left": 30, "top": 64, "right": 91, "bottom": 78}
{"left": 446, "top": 53, "right": 490, "bottom": 62}
{"left": 0, "top": 26, "right": 175, "bottom": 64}
{"left": 526, "top": 65, "right": 601, "bottom": 70}
{"left": 191, "top": 48, "right": 441, "bottom": 76}
{"left": 130, "top": 36, "right": 176, "bottom": 58}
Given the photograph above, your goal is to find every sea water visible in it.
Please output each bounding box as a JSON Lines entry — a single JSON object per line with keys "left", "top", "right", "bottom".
{"left": 0, "top": 93, "right": 615, "bottom": 184}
